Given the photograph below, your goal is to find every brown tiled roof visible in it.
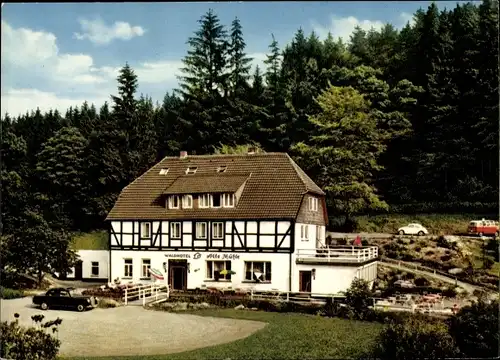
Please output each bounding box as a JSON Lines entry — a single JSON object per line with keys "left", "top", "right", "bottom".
{"left": 163, "top": 174, "right": 250, "bottom": 194}
{"left": 106, "top": 153, "right": 325, "bottom": 220}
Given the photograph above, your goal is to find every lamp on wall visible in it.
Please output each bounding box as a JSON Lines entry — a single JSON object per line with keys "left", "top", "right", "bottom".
{"left": 187, "top": 262, "right": 191, "bottom": 273}
{"left": 312, "top": 268, "right": 316, "bottom": 280}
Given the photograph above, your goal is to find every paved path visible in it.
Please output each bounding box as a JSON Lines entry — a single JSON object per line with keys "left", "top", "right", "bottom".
{"left": 1, "top": 297, "right": 266, "bottom": 358}
{"left": 378, "top": 261, "right": 480, "bottom": 294}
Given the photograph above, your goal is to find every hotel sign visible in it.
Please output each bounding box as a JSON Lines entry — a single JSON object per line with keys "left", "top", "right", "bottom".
{"left": 206, "top": 253, "right": 240, "bottom": 260}
{"left": 164, "top": 252, "right": 240, "bottom": 260}
{"left": 164, "top": 253, "right": 192, "bottom": 259}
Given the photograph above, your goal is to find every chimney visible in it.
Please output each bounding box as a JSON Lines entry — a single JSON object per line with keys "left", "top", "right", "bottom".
{"left": 180, "top": 151, "right": 188, "bottom": 159}
{"left": 247, "top": 147, "right": 256, "bottom": 155}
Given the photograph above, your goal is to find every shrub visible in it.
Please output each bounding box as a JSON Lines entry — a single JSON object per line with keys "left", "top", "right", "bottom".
{"left": 396, "top": 238, "right": 405, "bottom": 245}
{"left": 442, "top": 286, "right": 458, "bottom": 298}
{"left": 449, "top": 300, "right": 499, "bottom": 358}
{"left": 343, "top": 278, "right": 373, "bottom": 320}
{"left": 373, "top": 315, "right": 459, "bottom": 359}
{"left": 0, "top": 287, "right": 25, "bottom": 299}
{"left": 414, "top": 277, "right": 430, "bottom": 287}
{"left": 425, "top": 250, "right": 435, "bottom": 256}
{"left": 409, "top": 239, "right": 415, "bottom": 244}
{"left": 0, "top": 314, "right": 62, "bottom": 360}
{"left": 440, "top": 254, "right": 452, "bottom": 262}
{"left": 97, "top": 298, "right": 121, "bottom": 308}
{"left": 337, "top": 238, "right": 347, "bottom": 245}
{"left": 415, "top": 246, "right": 421, "bottom": 252}
{"left": 483, "top": 257, "right": 494, "bottom": 269}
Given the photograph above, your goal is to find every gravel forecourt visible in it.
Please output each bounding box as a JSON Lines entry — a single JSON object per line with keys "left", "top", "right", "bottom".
{"left": 1, "top": 297, "right": 266, "bottom": 357}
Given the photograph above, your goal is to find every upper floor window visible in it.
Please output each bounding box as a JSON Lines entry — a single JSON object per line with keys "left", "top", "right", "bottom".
{"left": 301, "top": 225, "right": 309, "bottom": 241}
{"left": 222, "top": 193, "right": 235, "bottom": 207}
{"left": 308, "top": 197, "right": 319, "bottom": 212}
{"left": 170, "top": 222, "right": 181, "bottom": 239}
{"left": 168, "top": 195, "right": 180, "bottom": 209}
{"left": 141, "top": 222, "right": 151, "bottom": 238}
{"left": 182, "top": 195, "right": 193, "bottom": 209}
{"left": 212, "top": 222, "right": 224, "bottom": 239}
{"left": 199, "top": 194, "right": 210, "bottom": 208}
{"left": 186, "top": 167, "right": 198, "bottom": 175}
{"left": 211, "top": 194, "right": 222, "bottom": 208}
{"left": 196, "top": 222, "right": 207, "bottom": 239}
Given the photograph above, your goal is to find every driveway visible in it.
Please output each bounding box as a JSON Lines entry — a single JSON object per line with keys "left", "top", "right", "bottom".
{"left": 1, "top": 297, "right": 266, "bottom": 358}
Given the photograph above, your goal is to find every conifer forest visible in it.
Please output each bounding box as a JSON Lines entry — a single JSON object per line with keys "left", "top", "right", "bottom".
{"left": 1, "top": 1, "right": 498, "bottom": 270}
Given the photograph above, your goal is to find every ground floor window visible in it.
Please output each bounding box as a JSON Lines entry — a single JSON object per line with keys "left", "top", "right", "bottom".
{"left": 206, "top": 261, "right": 231, "bottom": 281}
{"left": 142, "top": 259, "right": 151, "bottom": 278}
{"left": 91, "top": 262, "right": 99, "bottom": 277}
{"left": 244, "top": 261, "right": 271, "bottom": 282}
{"left": 124, "top": 259, "right": 133, "bottom": 278}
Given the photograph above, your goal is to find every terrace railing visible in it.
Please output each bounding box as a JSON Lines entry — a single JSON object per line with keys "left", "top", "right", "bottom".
{"left": 296, "top": 246, "right": 379, "bottom": 264}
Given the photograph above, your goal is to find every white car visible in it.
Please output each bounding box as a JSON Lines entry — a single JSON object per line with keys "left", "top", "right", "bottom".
{"left": 397, "top": 223, "right": 429, "bottom": 236}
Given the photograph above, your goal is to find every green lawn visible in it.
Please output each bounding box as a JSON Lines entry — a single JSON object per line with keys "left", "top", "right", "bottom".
{"left": 68, "top": 309, "right": 383, "bottom": 360}
{"left": 71, "top": 231, "right": 108, "bottom": 250}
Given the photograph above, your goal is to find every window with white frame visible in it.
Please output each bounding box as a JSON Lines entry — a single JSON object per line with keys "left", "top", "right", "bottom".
{"left": 196, "top": 222, "right": 207, "bottom": 239}
{"left": 308, "top": 197, "right": 319, "bottom": 211}
{"left": 222, "top": 193, "right": 235, "bottom": 207}
{"left": 182, "top": 195, "right": 193, "bottom": 209}
{"left": 211, "top": 193, "right": 222, "bottom": 208}
{"left": 141, "top": 222, "right": 151, "bottom": 238}
{"left": 199, "top": 194, "right": 210, "bottom": 208}
{"left": 244, "top": 261, "right": 272, "bottom": 282}
{"left": 301, "top": 225, "right": 309, "bottom": 241}
{"left": 170, "top": 222, "right": 181, "bottom": 239}
{"left": 168, "top": 195, "right": 180, "bottom": 209}
{"left": 91, "top": 262, "right": 99, "bottom": 277}
{"left": 124, "top": 259, "right": 133, "bottom": 278}
{"left": 216, "top": 166, "right": 227, "bottom": 173}
{"left": 206, "top": 261, "right": 231, "bottom": 281}
{"left": 159, "top": 168, "right": 169, "bottom": 175}
{"left": 212, "top": 222, "right": 224, "bottom": 239}
{"left": 142, "top": 259, "right": 151, "bottom": 278}
{"left": 316, "top": 225, "right": 322, "bottom": 240}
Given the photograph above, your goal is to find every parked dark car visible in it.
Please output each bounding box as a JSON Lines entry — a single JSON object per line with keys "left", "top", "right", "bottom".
{"left": 32, "top": 287, "right": 98, "bottom": 312}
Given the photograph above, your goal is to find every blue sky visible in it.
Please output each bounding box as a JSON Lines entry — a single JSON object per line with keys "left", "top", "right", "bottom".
{"left": 1, "top": 1, "right": 469, "bottom": 117}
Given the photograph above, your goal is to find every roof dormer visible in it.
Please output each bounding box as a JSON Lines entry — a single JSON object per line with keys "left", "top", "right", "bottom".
{"left": 186, "top": 166, "right": 198, "bottom": 175}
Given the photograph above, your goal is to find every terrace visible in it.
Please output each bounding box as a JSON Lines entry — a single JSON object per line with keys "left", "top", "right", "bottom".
{"left": 295, "top": 246, "right": 379, "bottom": 264}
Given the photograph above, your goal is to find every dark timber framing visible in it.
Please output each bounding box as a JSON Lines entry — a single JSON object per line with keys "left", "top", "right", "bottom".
{"left": 108, "top": 219, "right": 294, "bottom": 253}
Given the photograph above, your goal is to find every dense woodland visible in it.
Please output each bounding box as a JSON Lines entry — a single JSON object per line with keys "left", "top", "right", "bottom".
{"left": 1, "top": 2, "right": 499, "bottom": 277}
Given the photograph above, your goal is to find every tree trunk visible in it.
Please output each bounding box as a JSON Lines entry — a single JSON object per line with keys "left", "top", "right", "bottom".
{"left": 37, "top": 268, "right": 44, "bottom": 288}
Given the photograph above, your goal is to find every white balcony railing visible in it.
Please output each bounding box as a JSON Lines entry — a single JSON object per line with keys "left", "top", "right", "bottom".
{"left": 296, "top": 246, "right": 379, "bottom": 264}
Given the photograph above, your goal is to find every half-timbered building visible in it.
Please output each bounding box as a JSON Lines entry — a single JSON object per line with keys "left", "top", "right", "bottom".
{"left": 105, "top": 150, "right": 378, "bottom": 294}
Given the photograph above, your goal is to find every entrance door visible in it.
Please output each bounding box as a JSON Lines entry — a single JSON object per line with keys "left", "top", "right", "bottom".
{"left": 168, "top": 260, "right": 188, "bottom": 291}
{"left": 299, "top": 271, "right": 312, "bottom": 293}
{"left": 74, "top": 260, "right": 83, "bottom": 280}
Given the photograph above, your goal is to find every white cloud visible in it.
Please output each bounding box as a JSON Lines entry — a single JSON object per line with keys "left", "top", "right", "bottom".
{"left": 74, "top": 18, "right": 146, "bottom": 45}
{"left": 399, "top": 12, "right": 416, "bottom": 27}
{"left": 1, "top": 20, "right": 181, "bottom": 116}
{"left": 1, "top": 89, "right": 107, "bottom": 117}
{"left": 248, "top": 52, "right": 268, "bottom": 73}
{"left": 312, "top": 15, "right": 385, "bottom": 43}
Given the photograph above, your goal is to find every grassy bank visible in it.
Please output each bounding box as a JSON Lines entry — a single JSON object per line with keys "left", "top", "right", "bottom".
{"left": 68, "top": 309, "right": 383, "bottom": 360}
{"left": 71, "top": 231, "right": 108, "bottom": 250}
{"left": 352, "top": 213, "right": 497, "bottom": 235}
